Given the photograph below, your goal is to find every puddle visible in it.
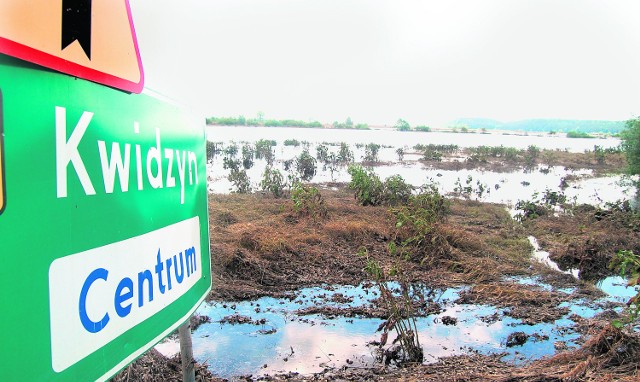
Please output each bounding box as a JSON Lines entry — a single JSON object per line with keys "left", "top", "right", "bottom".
{"left": 597, "top": 276, "right": 637, "bottom": 303}
{"left": 527, "top": 236, "right": 638, "bottom": 304}
{"left": 154, "top": 279, "right": 633, "bottom": 379}
{"left": 196, "top": 127, "right": 635, "bottom": 378}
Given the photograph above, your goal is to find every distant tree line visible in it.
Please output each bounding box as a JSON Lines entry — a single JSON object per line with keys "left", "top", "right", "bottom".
{"left": 207, "top": 114, "right": 373, "bottom": 130}
{"left": 332, "top": 117, "right": 370, "bottom": 130}
{"left": 394, "top": 118, "right": 431, "bottom": 132}
{"left": 207, "top": 115, "right": 322, "bottom": 128}
{"left": 451, "top": 118, "right": 625, "bottom": 134}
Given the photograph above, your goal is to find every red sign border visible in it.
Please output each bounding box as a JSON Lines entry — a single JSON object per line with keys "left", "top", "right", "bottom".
{"left": 0, "top": 0, "right": 144, "bottom": 94}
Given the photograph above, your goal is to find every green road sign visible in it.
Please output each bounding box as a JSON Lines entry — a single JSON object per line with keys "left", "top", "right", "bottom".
{"left": 0, "top": 54, "right": 211, "bottom": 381}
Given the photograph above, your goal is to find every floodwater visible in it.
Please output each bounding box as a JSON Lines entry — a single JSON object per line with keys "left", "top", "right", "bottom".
{"left": 207, "top": 125, "right": 620, "bottom": 153}
{"left": 156, "top": 278, "right": 635, "bottom": 380}
{"left": 205, "top": 126, "right": 632, "bottom": 207}
{"left": 529, "top": 236, "right": 579, "bottom": 278}
{"left": 188, "top": 125, "right": 637, "bottom": 379}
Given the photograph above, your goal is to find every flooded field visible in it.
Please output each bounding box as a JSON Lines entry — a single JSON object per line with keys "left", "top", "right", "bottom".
{"left": 127, "top": 125, "right": 640, "bottom": 381}
{"left": 205, "top": 126, "right": 632, "bottom": 207}
{"left": 156, "top": 276, "right": 634, "bottom": 379}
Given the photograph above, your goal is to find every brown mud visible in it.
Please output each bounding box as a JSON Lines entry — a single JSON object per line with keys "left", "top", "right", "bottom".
{"left": 113, "top": 183, "right": 640, "bottom": 381}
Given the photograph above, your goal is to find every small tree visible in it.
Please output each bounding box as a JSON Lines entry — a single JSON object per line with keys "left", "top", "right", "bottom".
{"left": 345, "top": 116, "right": 353, "bottom": 128}
{"left": 364, "top": 143, "right": 381, "bottom": 162}
{"left": 395, "top": 118, "right": 410, "bottom": 132}
{"left": 620, "top": 117, "right": 640, "bottom": 179}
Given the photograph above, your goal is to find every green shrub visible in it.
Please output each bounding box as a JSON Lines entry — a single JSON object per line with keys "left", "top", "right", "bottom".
{"left": 228, "top": 168, "right": 251, "bottom": 193}
{"left": 524, "top": 145, "right": 540, "bottom": 166}
{"left": 241, "top": 143, "right": 254, "bottom": 169}
{"left": 206, "top": 141, "right": 223, "bottom": 160}
{"left": 609, "top": 250, "right": 640, "bottom": 329}
{"left": 452, "top": 175, "right": 489, "bottom": 199}
{"left": 337, "top": 142, "right": 354, "bottom": 163}
{"left": 284, "top": 139, "right": 300, "bottom": 147}
{"left": 594, "top": 145, "right": 606, "bottom": 164}
{"left": 296, "top": 150, "right": 317, "bottom": 181}
{"left": 348, "top": 165, "right": 385, "bottom": 206}
{"left": 359, "top": 247, "right": 424, "bottom": 364}
{"left": 223, "top": 143, "right": 239, "bottom": 158}
{"left": 514, "top": 199, "right": 547, "bottom": 221}
{"left": 383, "top": 175, "right": 413, "bottom": 206}
{"left": 255, "top": 139, "right": 276, "bottom": 164}
{"left": 223, "top": 157, "right": 241, "bottom": 171}
{"left": 364, "top": 143, "right": 381, "bottom": 162}
{"left": 541, "top": 188, "right": 567, "bottom": 206}
{"left": 514, "top": 189, "right": 567, "bottom": 221}
{"left": 291, "top": 183, "right": 327, "bottom": 220}
{"left": 395, "top": 118, "right": 410, "bottom": 131}
{"left": 316, "top": 144, "right": 329, "bottom": 162}
{"left": 260, "top": 167, "right": 286, "bottom": 197}
{"left": 391, "top": 185, "right": 450, "bottom": 263}
{"left": 348, "top": 166, "right": 414, "bottom": 206}
{"left": 567, "top": 131, "right": 593, "bottom": 138}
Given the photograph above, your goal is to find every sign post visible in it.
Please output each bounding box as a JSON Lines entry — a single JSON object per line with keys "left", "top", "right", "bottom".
{"left": 0, "top": 23, "right": 210, "bottom": 382}
{"left": 179, "top": 322, "right": 196, "bottom": 382}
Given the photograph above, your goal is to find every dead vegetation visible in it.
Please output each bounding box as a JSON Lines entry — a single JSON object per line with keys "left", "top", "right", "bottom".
{"left": 402, "top": 145, "right": 627, "bottom": 176}
{"left": 114, "top": 180, "right": 640, "bottom": 381}
{"left": 110, "top": 349, "right": 220, "bottom": 382}
{"left": 504, "top": 323, "right": 640, "bottom": 381}
{"left": 523, "top": 201, "right": 640, "bottom": 281}
{"left": 408, "top": 147, "right": 626, "bottom": 176}
{"left": 207, "top": 187, "right": 533, "bottom": 302}
{"left": 456, "top": 283, "right": 571, "bottom": 324}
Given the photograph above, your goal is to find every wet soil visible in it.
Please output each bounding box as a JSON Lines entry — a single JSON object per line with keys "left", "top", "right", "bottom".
{"left": 113, "top": 185, "right": 640, "bottom": 381}
{"left": 522, "top": 201, "right": 640, "bottom": 281}
{"left": 207, "top": 188, "right": 537, "bottom": 303}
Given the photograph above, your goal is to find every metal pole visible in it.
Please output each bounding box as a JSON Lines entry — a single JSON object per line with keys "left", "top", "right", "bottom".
{"left": 178, "top": 320, "right": 196, "bottom": 382}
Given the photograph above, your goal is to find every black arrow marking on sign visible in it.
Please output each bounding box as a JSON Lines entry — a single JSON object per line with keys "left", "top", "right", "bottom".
{"left": 61, "top": 0, "right": 92, "bottom": 60}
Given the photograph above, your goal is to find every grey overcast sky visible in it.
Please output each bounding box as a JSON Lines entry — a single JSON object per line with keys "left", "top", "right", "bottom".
{"left": 130, "top": 0, "right": 640, "bottom": 127}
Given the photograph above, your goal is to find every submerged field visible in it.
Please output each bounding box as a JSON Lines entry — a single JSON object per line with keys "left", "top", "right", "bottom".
{"left": 113, "top": 129, "right": 640, "bottom": 381}
{"left": 115, "top": 188, "right": 640, "bottom": 381}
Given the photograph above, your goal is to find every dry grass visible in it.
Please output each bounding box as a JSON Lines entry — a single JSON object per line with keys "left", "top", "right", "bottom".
{"left": 110, "top": 349, "right": 219, "bottom": 382}
{"left": 524, "top": 203, "right": 640, "bottom": 281}
{"left": 207, "top": 188, "right": 536, "bottom": 304}
{"left": 505, "top": 324, "right": 640, "bottom": 381}
{"left": 457, "top": 282, "right": 571, "bottom": 324}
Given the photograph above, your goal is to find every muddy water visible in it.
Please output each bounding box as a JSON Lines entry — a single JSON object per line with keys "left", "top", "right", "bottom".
{"left": 207, "top": 126, "right": 620, "bottom": 153}
{"left": 206, "top": 128, "right": 631, "bottom": 206}
{"left": 156, "top": 279, "right": 634, "bottom": 380}
{"left": 196, "top": 126, "right": 636, "bottom": 379}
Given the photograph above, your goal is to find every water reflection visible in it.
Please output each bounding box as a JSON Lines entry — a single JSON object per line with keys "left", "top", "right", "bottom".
{"left": 206, "top": 128, "right": 631, "bottom": 207}
{"left": 155, "top": 279, "right": 630, "bottom": 379}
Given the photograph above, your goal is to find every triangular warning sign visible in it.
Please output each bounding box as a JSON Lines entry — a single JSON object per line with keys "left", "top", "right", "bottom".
{"left": 0, "top": 0, "right": 144, "bottom": 93}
